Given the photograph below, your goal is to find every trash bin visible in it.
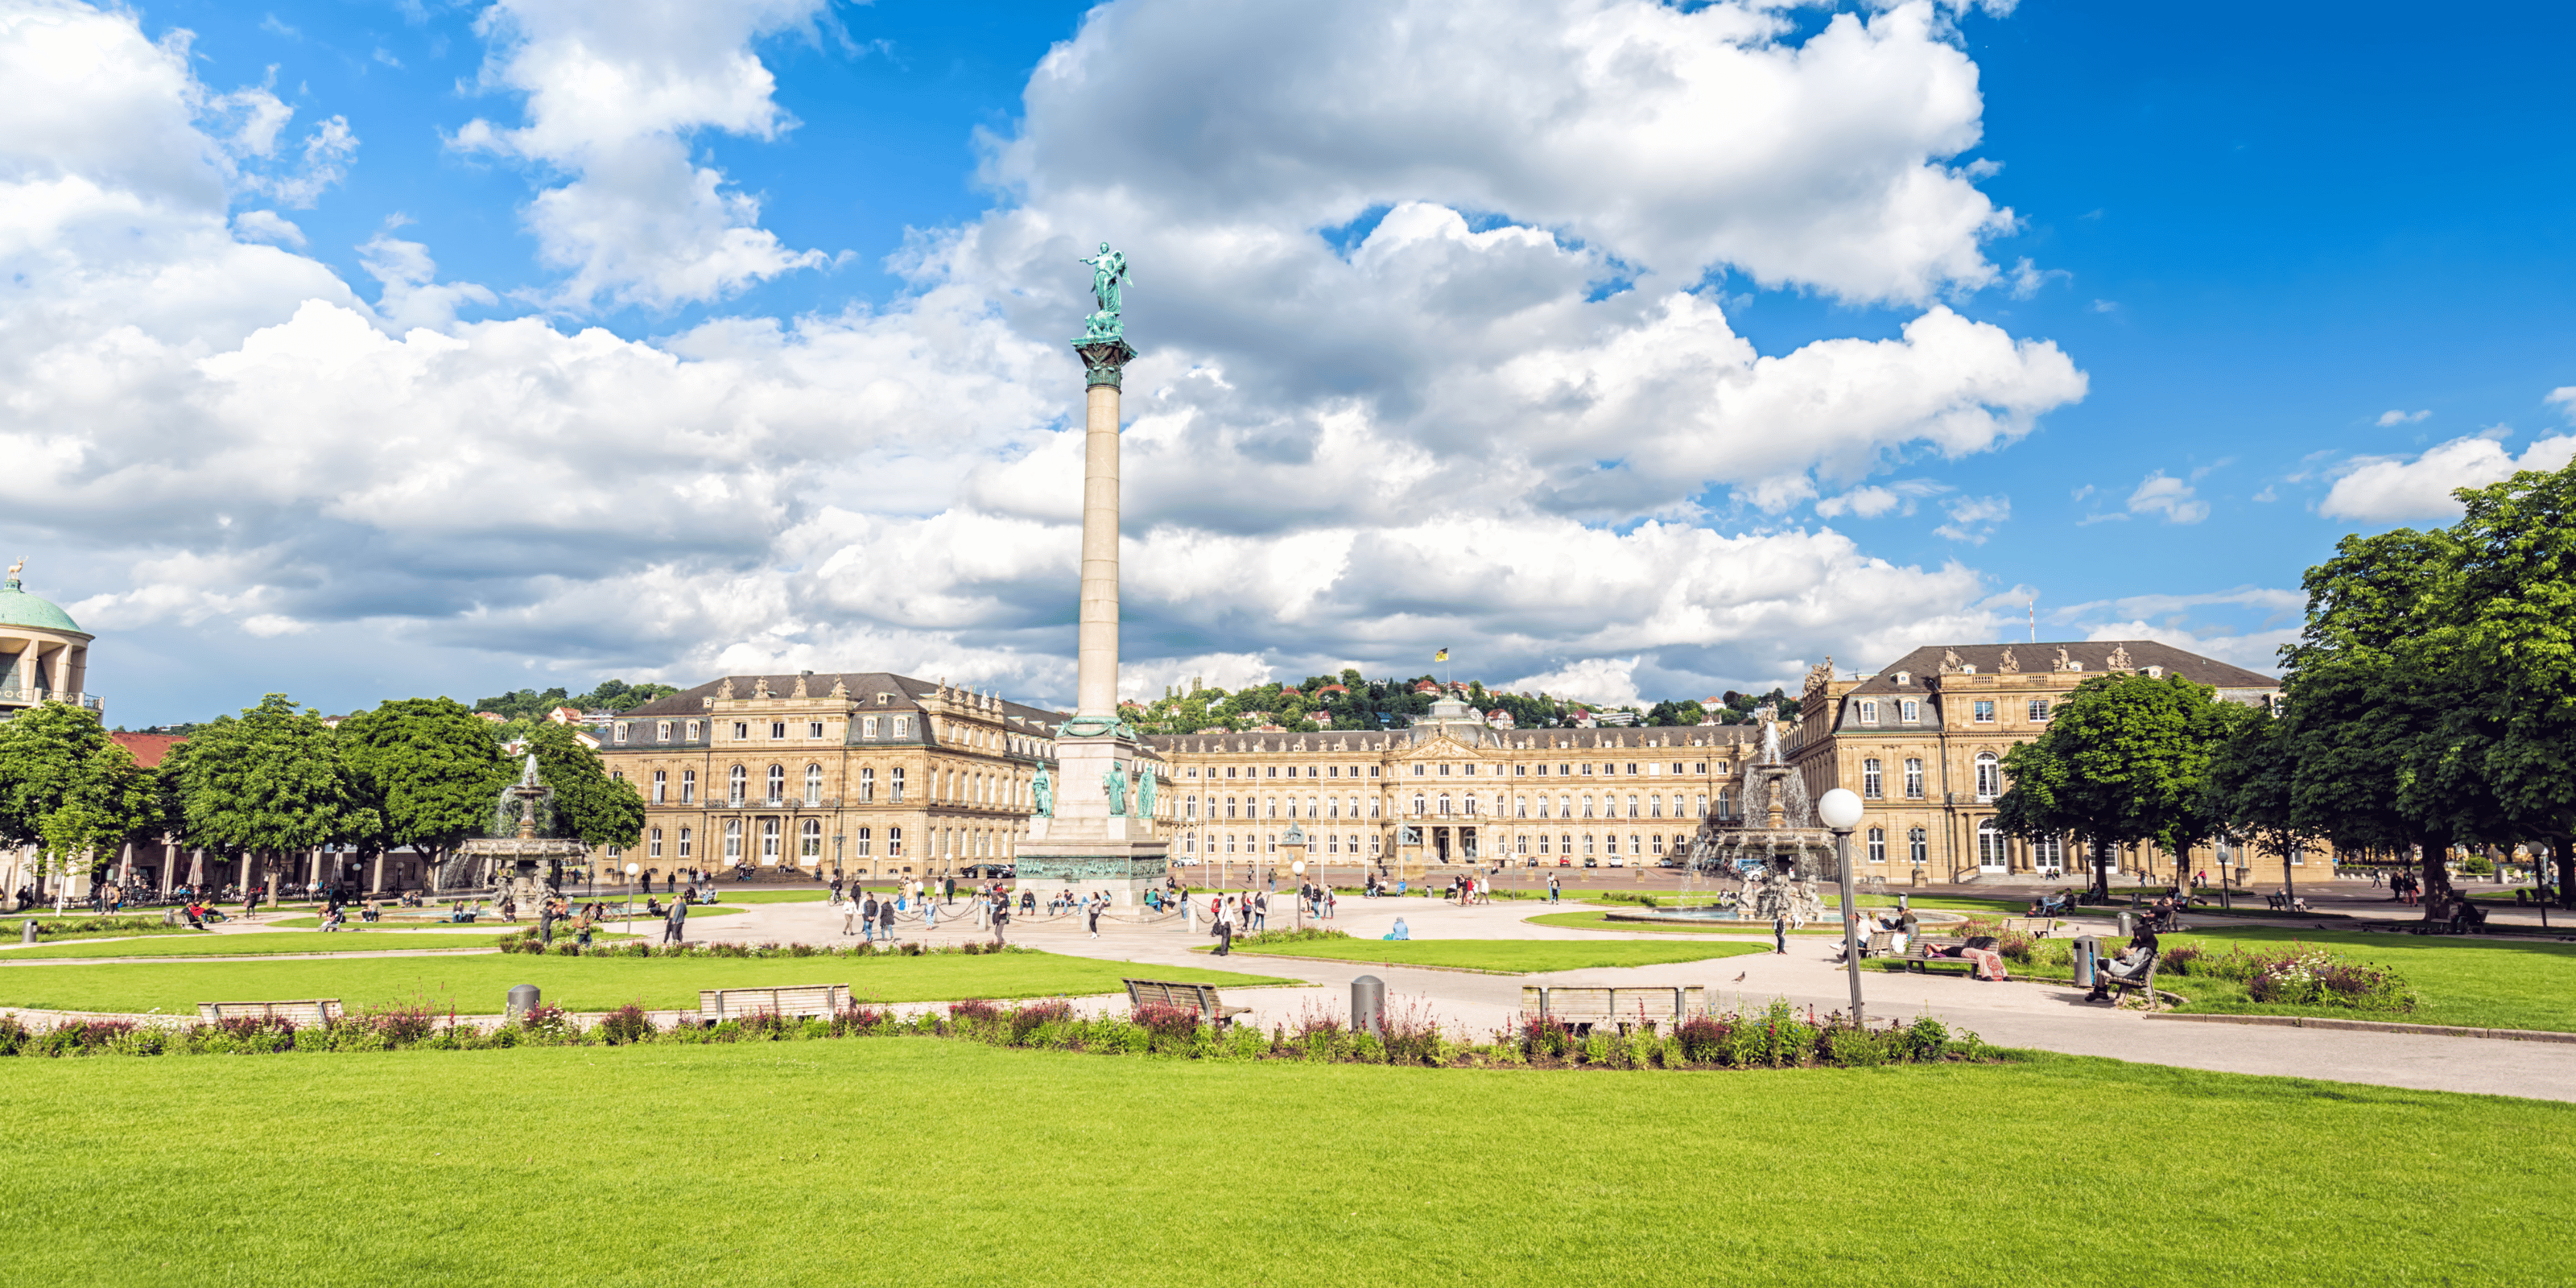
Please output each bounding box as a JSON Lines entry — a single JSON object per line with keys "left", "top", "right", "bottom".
{"left": 506, "top": 984, "right": 540, "bottom": 1021}
{"left": 2116, "top": 911, "right": 2133, "bottom": 940}
{"left": 19, "top": 919, "right": 35, "bottom": 944}
{"left": 2070, "top": 935, "right": 2100, "bottom": 989}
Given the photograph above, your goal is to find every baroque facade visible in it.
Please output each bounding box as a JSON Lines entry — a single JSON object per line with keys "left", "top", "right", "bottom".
{"left": 1783, "top": 640, "right": 2307, "bottom": 885}
{"left": 597, "top": 671, "right": 1174, "bottom": 881}
{"left": 1142, "top": 695, "right": 1750, "bottom": 872}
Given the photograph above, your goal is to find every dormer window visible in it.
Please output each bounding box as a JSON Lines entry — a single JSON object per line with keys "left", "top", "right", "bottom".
{"left": 1858, "top": 700, "right": 1880, "bottom": 724}
{"left": 1893, "top": 671, "right": 1911, "bottom": 686}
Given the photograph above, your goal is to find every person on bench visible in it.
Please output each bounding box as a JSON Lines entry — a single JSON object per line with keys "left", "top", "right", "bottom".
{"left": 2087, "top": 927, "right": 2160, "bottom": 1001}
{"left": 1954, "top": 935, "right": 2009, "bottom": 981}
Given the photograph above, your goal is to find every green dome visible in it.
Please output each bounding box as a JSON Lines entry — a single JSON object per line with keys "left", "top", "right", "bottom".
{"left": 0, "top": 578, "right": 83, "bottom": 634}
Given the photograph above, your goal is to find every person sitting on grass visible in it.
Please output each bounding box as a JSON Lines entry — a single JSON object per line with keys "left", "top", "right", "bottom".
{"left": 1384, "top": 917, "right": 1410, "bottom": 942}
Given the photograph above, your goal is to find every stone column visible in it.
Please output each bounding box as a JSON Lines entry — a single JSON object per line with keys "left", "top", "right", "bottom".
{"left": 1071, "top": 338, "right": 1137, "bottom": 720}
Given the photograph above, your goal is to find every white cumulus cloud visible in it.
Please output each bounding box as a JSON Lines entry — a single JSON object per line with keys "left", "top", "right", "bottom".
{"left": 2319, "top": 431, "right": 2576, "bottom": 523}
{"left": 2126, "top": 472, "right": 2208, "bottom": 524}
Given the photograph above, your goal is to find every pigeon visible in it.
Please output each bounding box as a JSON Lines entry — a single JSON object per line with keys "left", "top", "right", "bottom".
{"left": 1732, "top": 971, "right": 1748, "bottom": 982}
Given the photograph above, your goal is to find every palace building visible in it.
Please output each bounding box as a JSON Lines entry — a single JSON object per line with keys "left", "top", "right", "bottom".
{"left": 597, "top": 671, "right": 1106, "bottom": 881}
{"left": 1783, "top": 640, "right": 2303, "bottom": 886}
{"left": 1141, "top": 693, "right": 1749, "bottom": 873}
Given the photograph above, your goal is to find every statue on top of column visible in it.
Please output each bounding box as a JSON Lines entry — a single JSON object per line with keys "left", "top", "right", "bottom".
{"left": 1077, "top": 242, "right": 1132, "bottom": 341}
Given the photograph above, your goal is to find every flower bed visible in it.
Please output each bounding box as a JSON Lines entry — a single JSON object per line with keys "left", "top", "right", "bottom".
{"left": 491, "top": 932, "right": 1032, "bottom": 959}
{"left": 0, "top": 994, "right": 2003, "bottom": 1070}
{"left": 1951, "top": 919, "right": 2417, "bottom": 1014}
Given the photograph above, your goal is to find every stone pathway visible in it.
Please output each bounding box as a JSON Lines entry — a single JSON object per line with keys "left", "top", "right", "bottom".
{"left": 8, "top": 890, "right": 2570, "bottom": 1102}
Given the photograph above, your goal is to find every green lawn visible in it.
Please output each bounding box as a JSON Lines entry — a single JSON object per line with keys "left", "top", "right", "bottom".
{"left": 1208, "top": 937, "right": 1769, "bottom": 973}
{"left": 2162, "top": 927, "right": 2576, "bottom": 1033}
{"left": 0, "top": 931, "right": 506, "bottom": 960}
{"left": 1, "top": 924, "right": 205, "bottom": 944}
{"left": 0, "top": 1040, "right": 2562, "bottom": 1286}
{"left": 0, "top": 950, "right": 1286, "bottom": 1015}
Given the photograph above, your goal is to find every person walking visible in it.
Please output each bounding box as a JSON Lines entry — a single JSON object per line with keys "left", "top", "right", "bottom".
{"left": 1771, "top": 911, "right": 1788, "bottom": 955}
{"left": 1252, "top": 890, "right": 1268, "bottom": 932}
{"left": 539, "top": 898, "right": 558, "bottom": 946}
{"left": 924, "top": 890, "right": 939, "bottom": 929}
{"left": 877, "top": 894, "right": 896, "bottom": 945}
{"left": 990, "top": 892, "right": 1009, "bottom": 948}
{"left": 1087, "top": 894, "right": 1104, "bottom": 939}
{"left": 860, "top": 890, "right": 878, "bottom": 943}
{"left": 1546, "top": 873, "right": 1560, "bottom": 905}
{"left": 1213, "top": 895, "right": 1233, "bottom": 956}
{"left": 663, "top": 895, "right": 687, "bottom": 945}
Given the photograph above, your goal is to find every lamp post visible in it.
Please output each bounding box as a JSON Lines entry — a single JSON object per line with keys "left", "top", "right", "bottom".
{"left": 1816, "top": 787, "right": 1869, "bottom": 1029}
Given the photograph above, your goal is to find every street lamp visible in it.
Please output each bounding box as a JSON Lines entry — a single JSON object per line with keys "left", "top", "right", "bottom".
{"left": 1815, "top": 787, "right": 1869, "bottom": 1029}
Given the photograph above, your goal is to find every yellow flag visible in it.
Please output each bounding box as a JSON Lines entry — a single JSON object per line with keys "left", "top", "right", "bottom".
{"left": 1434, "top": 648, "right": 1449, "bottom": 663}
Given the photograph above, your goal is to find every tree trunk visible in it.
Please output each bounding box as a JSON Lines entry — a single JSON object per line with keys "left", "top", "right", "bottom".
{"left": 2418, "top": 832, "right": 2454, "bottom": 919}
{"left": 2089, "top": 834, "right": 2112, "bottom": 901}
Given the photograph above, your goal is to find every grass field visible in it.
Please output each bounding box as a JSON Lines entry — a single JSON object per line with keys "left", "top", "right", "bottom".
{"left": 0, "top": 932, "right": 506, "bottom": 961}
{"left": 0, "top": 950, "right": 1287, "bottom": 1014}
{"left": 0, "top": 1039, "right": 2562, "bottom": 1286}
{"left": 1208, "top": 938, "right": 1769, "bottom": 973}
{"left": 2163, "top": 927, "right": 2576, "bottom": 1032}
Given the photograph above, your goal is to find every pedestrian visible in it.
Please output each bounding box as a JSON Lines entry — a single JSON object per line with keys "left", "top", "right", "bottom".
{"left": 991, "top": 893, "right": 1009, "bottom": 947}
{"left": 878, "top": 894, "right": 895, "bottom": 945}
{"left": 1324, "top": 888, "right": 1335, "bottom": 919}
{"left": 858, "top": 890, "right": 876, "bottom": 940}
{"left": 539, "top": 898, "right": 557, "bottom": 945}
{"left": 1087, "top": 894, "right": 1103, "bottom": 939}
{"left": 663, "top": 896, "right": 687, "bottom": 945}
{"left": 924, "top": 892, "right": 939, "bottom": 929}
{"left": 1214, "top": 898, "right": 1233, "bottom": 956}
{"left": 1547, "top": 874, "right": 1560, "bottom": 905}
{"left": 1771, "top": 912, "right": 1787, "bottom": 955}
{"left": 1253, "top": 891, "right": 1268, "bottom": 931}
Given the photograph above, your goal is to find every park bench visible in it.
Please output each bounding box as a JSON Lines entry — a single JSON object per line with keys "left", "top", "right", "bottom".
{"left": 1124, "top": 978, "right": 1253, "bottom": 1027}
{"left": 696, "top": 984, "right": 852, "bottom": 1026}
{"left": 197, "top": 999, "right": 343, "bottom": 1026}
{"left": 1520, "top": 985, "right": 1706, "bottom": 1034}
{"left": 1901, "top": 937, "right": 1976, "bottom": 976}
{"left": 2095, "top": 951, "right": 2162, "bottom": 1009}
{"left": 1857, "top": 930, "right": 1896, "bottom": 959}
{"left": 2264, "top": 893, "right": 2310, "bottom": 912}
{"left": 1998, "top": 918, "right": 2058, "bottom": 939}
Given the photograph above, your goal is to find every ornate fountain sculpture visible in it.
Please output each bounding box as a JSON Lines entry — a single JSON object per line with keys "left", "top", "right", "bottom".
{"left": 441, "top": 753, "right": 592, "bottom": 906}
{"left": 1683, "top": 707, "right": 1831, "bottom": 927}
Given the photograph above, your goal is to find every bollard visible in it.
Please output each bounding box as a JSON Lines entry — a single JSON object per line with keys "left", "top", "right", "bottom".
{"left": 2070, "top": 935, "right": 2100, "bottom": 989}
{"left": 506, "top": 984, "right": 540, "bottom": 1022}
{"left": 19, "top": 919, "right": 35, "bottom": 944}
{"left": 1351, "top": 974, "right": 1385, "bottom": 1040}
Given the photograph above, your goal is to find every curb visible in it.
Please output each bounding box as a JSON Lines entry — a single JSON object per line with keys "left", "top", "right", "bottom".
{"left": 2142, "top": 1013, "right": 2576, "bottom": 1044}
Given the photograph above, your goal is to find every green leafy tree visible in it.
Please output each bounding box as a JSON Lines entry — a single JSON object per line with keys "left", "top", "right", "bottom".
{"left": 1995, "top": 672, "right": 2230, "bottom": 898}
{"left": 339, "top": 697, "right": 512, "bottom": 887}
{"left": 0, "top": 703, "right": 159, "bottom": 906}
{"left": 2203, "top": 702, "right": 2309, "bottom": 899}
{"left": 2446, "top": 465, "right": 2576, "bottom": 904}
{"left": 173, "top": 694, "right": 379, "bottom": 893}
{"left": 522, "top": 720, "right": 645, "bottom": 848}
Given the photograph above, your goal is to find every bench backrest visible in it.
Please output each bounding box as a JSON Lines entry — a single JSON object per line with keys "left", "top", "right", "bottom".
{"left": 1125, "top": 978, "right": 1224, "bottom": 1018}
{"left": 1521, "top": 985, "right": 1703, "bottom": 1023}
{"left": 698, "top": 984, "right": 852, "bottom": 1022}
{"left": 1864, "top": 931, "right": 1894, "bottom": 953}
{"left": 197, "top": 998, "right": 343, "bottom": 1026}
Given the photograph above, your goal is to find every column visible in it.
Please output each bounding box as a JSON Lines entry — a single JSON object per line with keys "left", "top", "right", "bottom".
{"left": 1071, "top": 336, "right": 1137, "bottom": 721}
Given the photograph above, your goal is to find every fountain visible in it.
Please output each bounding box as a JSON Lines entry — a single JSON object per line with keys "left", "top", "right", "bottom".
{"left": 442, "top": 754, "right": 590, "bottom": 907}
{"left": 1604, "top": 707, "right": 1959, "bottom": 931}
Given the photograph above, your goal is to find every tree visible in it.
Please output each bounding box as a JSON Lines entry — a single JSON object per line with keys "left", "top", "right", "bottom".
{"left": 1994, "top": 672, "right": 2230, "bottom": 899}
{"left": 2446, "top": 464, "right": 2576, "bottom": 904}
{"left": 2279, "top": 527, "right": 2477, "bottom": 911}
{"left": 173, "top": 694, "right": 378, "bottom": 894}
{"left": 339, "top": 697, "right": 512, "bottom": 889}
{"left": 522, "top": 720, "right": 644, "bottom": 848}
{"left": 2204, "top": 703, "right": 2307, "bottom": 901}
{"left": 0, "top": 703, "right": 158, "bottom": 906}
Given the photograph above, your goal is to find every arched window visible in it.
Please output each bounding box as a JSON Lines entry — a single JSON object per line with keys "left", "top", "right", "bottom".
{"left": 676, "top": 827, "right": 692, "bottom": 859}
{"left": 1438, "top": 795, "right": 1452, "bottom": 815}
{"left": 890, "top": 767, "right": 906, "bottom": 802}
{"left": 852, "top": 827, "right": 872, "bottom": 857}
{"left": 1583, "top": 833, "right": 1596, "bottom": 856}
{"left": 1412, "top": 794, "right": 1426, "bottom": 815}
{"left": 650, "top": 770, "right": 667, "bottom": 804}
{"left": 681, "top": 770, "right": 696, "bottom": 804}
{"left": 1538, "top": 833, "right": 1552, "bottom": 856}
{"left": 858, "top": 767, "right": 875, "bottom": 802}
{"left": 1866, "top": 827, "right": 1886, "bottom": 863}
{"left": 766, "top": 765, "right": 786, "bottom": 806}
{"left": 1907, "top": 827, "right": 1928, "bottom": 865}
{"left": 1904, "top": 758, "right": 1925, "bottom": 799}
{"left": 1265, "top": 797, "right": 1279, "bottom": 819}
{"left": 805, "top": 764, "right": 824, "bottom": 806}
{"left": 1975, "top": 753, "right": 2001, "bottom": 801}
{"left": 1582, "top": 795, "right": 1596, "bottom": 818}
{"left": 1978, "top": 818, "right": 2007, "bottom": 869}
{"left": 1626, "top": 795, "right": 1640, "bottom": 818}
{"left": 648, "top": 827, "right": 663, "bottom": 858}
{"left": 800, "top": 818, "right": 822, "bottom": 860}
{"left": 1649, "top": 795, "right": 1663, "bottom": 819}
{"left": 726, "top": 765, "right": 746, "bottom": 807}
{"left": 724, "top": 818, "right": 743, "bottom": 860}
{"left": 886, "top": 826, "right": 902, "bottom": 857}
{"left": 760, "top": 818, "right": 781, "bottom": 862}
{"left": 1862, "top": 758, "right": 1883, "bottom": 799}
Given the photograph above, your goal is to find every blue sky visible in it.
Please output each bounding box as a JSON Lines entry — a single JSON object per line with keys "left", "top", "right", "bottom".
{"left": 4, "top": 0, "right": 2572, "bottom": 725}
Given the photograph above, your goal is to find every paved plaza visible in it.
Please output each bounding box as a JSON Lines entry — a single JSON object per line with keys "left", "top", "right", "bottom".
{"left": 13, "top": 878, "right": 2569, "bottom": 1102}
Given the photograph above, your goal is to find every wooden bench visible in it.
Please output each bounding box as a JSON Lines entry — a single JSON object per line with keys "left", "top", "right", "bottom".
{"left": 2264, "top": 893, "right": 2310, "bottom": 912}
{"left": 2095, "top": 952, "right": 2162, "bottom": 1009}
{"left": 696, "top": 984, "right": 851, "bottom": 1026}
{"left": 1858, "top": 930, "right": 1896, "bottom": 959}
{"left": 1998, "top": 917, "right": 2058, "bottom": 939}
{"left": 1124, "top": 978, "right": 1253, "bottom": 1026}
{"left": 1901, "top": 937, "right": 1975, "bottom": 975}
{"left": 1521, "top": 985, "right": 1706, "bottom": 1034}
{"left": 198, "top": 999, "right": 343, "bottom": 1026}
